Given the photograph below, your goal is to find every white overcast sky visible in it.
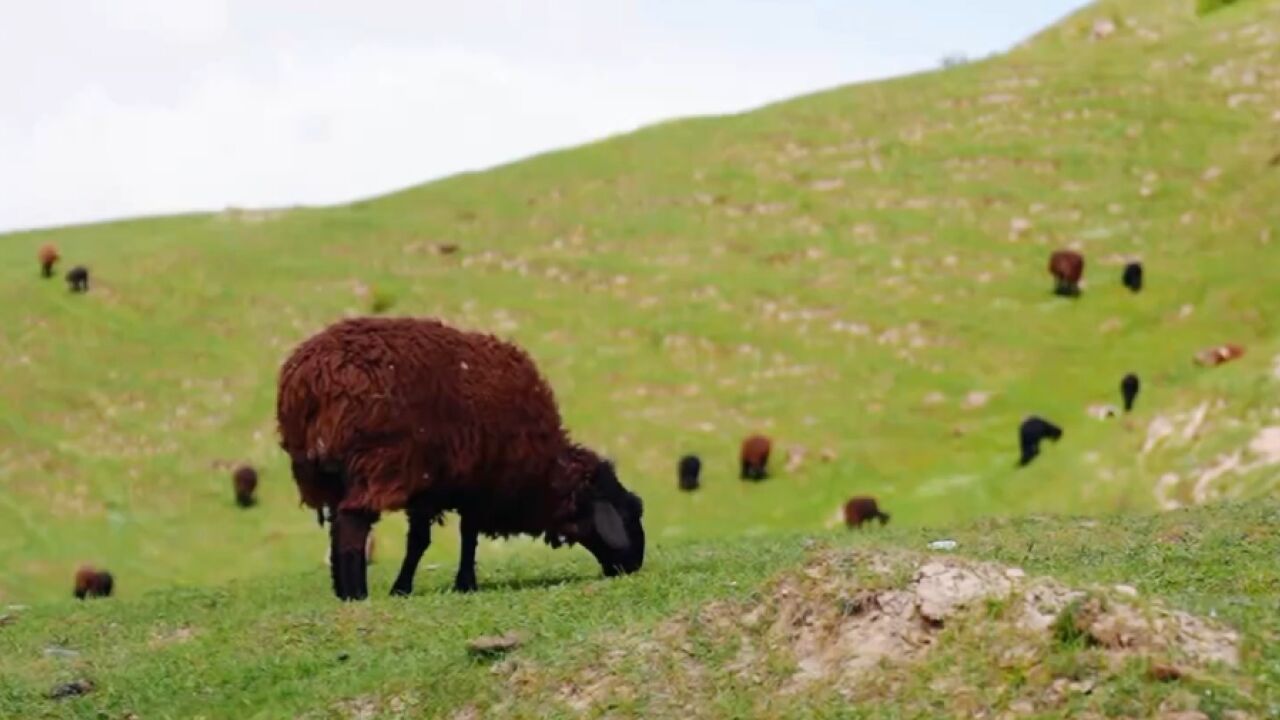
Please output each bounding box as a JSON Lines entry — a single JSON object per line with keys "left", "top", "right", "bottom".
{"left": 0, "top": 1, "right": 1087, "bottom": 233}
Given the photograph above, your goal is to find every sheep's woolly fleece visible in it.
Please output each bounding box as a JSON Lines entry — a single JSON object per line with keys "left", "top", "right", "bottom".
{"left": 477, "top": 549, "right": 1241, "bottom": 718}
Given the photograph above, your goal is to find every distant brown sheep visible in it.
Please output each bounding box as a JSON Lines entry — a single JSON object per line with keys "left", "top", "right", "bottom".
{"left": 38, "top": 244, "right": 60, "bottom": 278}
{"left": 740, "top": 434, "right": 771, "bottom": 481}
{"left": 843, "top": 496, "right": 890, "bottom": 529}
{"left": 233, "top": 465, "right": 258, "bottom": 508}
{"left": 73, "top": 565, "right": 114, "bottom": 600}
{"left": 1048, "top": 250, "right": 1084, "bottom": 296}
{"left": 277, "top": 316, "right": 645, "bottom": 601}
{"left": 1194, "top": 343, "right": 1245, "bottom": 367}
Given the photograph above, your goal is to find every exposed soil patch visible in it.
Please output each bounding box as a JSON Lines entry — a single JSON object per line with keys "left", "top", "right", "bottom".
{"left": 494, "top": 549, "right": 1243, "bottom": 717}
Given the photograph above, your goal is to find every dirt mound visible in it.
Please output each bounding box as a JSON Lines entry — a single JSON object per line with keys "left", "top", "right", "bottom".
{"left": 754, "top": 552, "right": 1237, "bottom": 692}
{"left": 497, "top": 549, "right": 1243, "bottom": 717}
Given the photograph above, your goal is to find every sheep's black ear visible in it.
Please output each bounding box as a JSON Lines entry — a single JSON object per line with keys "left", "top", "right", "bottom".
{"left": 593, "top": 501, "right": 630, "bottom": 551}
{"left": 594, "top": 460, "right": 619, "bottom": 487}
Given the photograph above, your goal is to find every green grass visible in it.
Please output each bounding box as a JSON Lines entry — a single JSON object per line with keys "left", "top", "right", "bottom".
{"left": 1, "top": 0, "right": 1279, "bottom": 715}
{"left": 1, "top": 502, "right": 1275, "bottom": 718}
{"left": 1197, "top": 0, "right": 1244, "bottom": 16}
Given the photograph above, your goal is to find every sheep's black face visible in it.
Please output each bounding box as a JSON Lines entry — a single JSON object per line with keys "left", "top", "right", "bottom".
{"left": 581, "top": 462, "right": 645, "bottom": 577}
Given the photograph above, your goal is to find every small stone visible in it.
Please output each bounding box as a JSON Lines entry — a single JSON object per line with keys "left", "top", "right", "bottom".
{"left": 467, "top": 633, "right": 523, "bottom": 657}
{"left": 43, "top": 646, "right": 79, "bottom": 659}
{"left": 1114, "top": 584, "right": 1139, "bottom": 597}
{"left": 47, "top": 679, "right": 93, "bottom": 700}
{"left": 1069, "top": 679, "right": 1096, "bottom": 695}
{"left": 1148, "top": 663, "right": 1184, "bottom": 682}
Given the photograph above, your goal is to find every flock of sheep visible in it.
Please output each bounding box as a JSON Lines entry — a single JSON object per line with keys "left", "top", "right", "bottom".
{"left": 42, "top": 239, "right": 1191, "bottom": 603}
{"left": 36, "top": 243, "right": 89, "bottom": 294}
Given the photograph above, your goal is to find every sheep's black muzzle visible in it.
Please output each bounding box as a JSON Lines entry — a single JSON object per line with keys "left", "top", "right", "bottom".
{"left": 601, "top": 557, "right": 643, "bottom": 578}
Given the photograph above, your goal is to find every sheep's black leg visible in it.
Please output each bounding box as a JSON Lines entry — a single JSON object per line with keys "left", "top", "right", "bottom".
{"left": 331, "top": 509, "right": 376, "bottom": 601}
{"left": 1019, "top": 444, "right": 1038, "bottom": 467}
{"left": 740, "top": 460, "right": 749, "bottom": 480}
{"left": 328, "top": 509, "right": 341, "bottom": 596}
{"left": 390, "top": 510, "right": 432, "bottom": 597}
{"left": 454, "top": 515, "right": 479, "bottom": 593}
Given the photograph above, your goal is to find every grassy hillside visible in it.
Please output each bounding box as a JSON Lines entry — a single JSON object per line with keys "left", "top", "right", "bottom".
{"left": 4, "top": 0, "right": 1278, "bottom": 603}
{"left": 1, "top": 501, "right": 1276, "bottom": 718}
{"left": 2, "top": 0, "right": 1280, "bottom": 715}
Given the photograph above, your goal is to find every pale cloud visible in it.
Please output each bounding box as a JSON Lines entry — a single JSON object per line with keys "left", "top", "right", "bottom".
{"left": 0, "top": 0, "right": 1087, "bottom": 231}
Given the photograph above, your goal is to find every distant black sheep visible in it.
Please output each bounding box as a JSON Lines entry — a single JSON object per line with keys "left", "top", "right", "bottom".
{"left": 1122, "top": 262, "right": 1143, "bottom": 293}
{"left": 677, "top": 454, "right": 701, "bottom": 492}
{"left": 66, "top": 266, "right": 89, "bottom": 293}
{"left": 233, "top": 465, "right": 259, "bottom": 508}
{"left": 1120, "top": 373, "right": 1140, "bottom": 412}
{"left": 1018, "top": 416, "right": 1063, "bottom": 467}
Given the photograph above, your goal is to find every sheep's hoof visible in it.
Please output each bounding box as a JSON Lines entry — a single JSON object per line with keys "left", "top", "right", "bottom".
{"left": 389, "top": 585, "right": 413, "bottom": 598}
{"left": 453, "top": 577, "right": 478, "bottom": 593}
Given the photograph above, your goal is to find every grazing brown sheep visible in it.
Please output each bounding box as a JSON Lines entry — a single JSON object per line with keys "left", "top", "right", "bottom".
{"left": 73, "top": 565, "right": 113, "bottom": 599}
{"left": 232, "top": 465, "right": 258, "bottom": 508}
{"left": 277, "top": 317, "right": 645, "bottom": 601}
{"left": 740, "top": 434, "right": 771, "bottom": 481}
{"left": 1048, "top": 250, "right": 1084, "bottom": 296}
{"left": 37, "top": 244, "right": 60, "bottom": 278}
{"left": 843, "top": 496, "right": 890, "bottom": 529}
{"left": 1194, "top": 343, "right": 1245, "bottom": 367}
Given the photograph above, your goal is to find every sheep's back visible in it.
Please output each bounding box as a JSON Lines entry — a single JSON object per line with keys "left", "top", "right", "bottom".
{"left": 741, "top": 435, "right": 771, "bottom": 463}
{"left": 1048, "top": 251, "right": 1084, "bottom": 282}
{"left": 277, "top": 317, "right": 567, "bottom": 511}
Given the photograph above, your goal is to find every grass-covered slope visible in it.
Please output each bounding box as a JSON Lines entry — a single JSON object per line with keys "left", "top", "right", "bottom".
{"left": 1, "top": 501, "right": 1276, "bottom": 718}
{"left": 0, "top": 0, "right": 1278, "bottom": 610}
